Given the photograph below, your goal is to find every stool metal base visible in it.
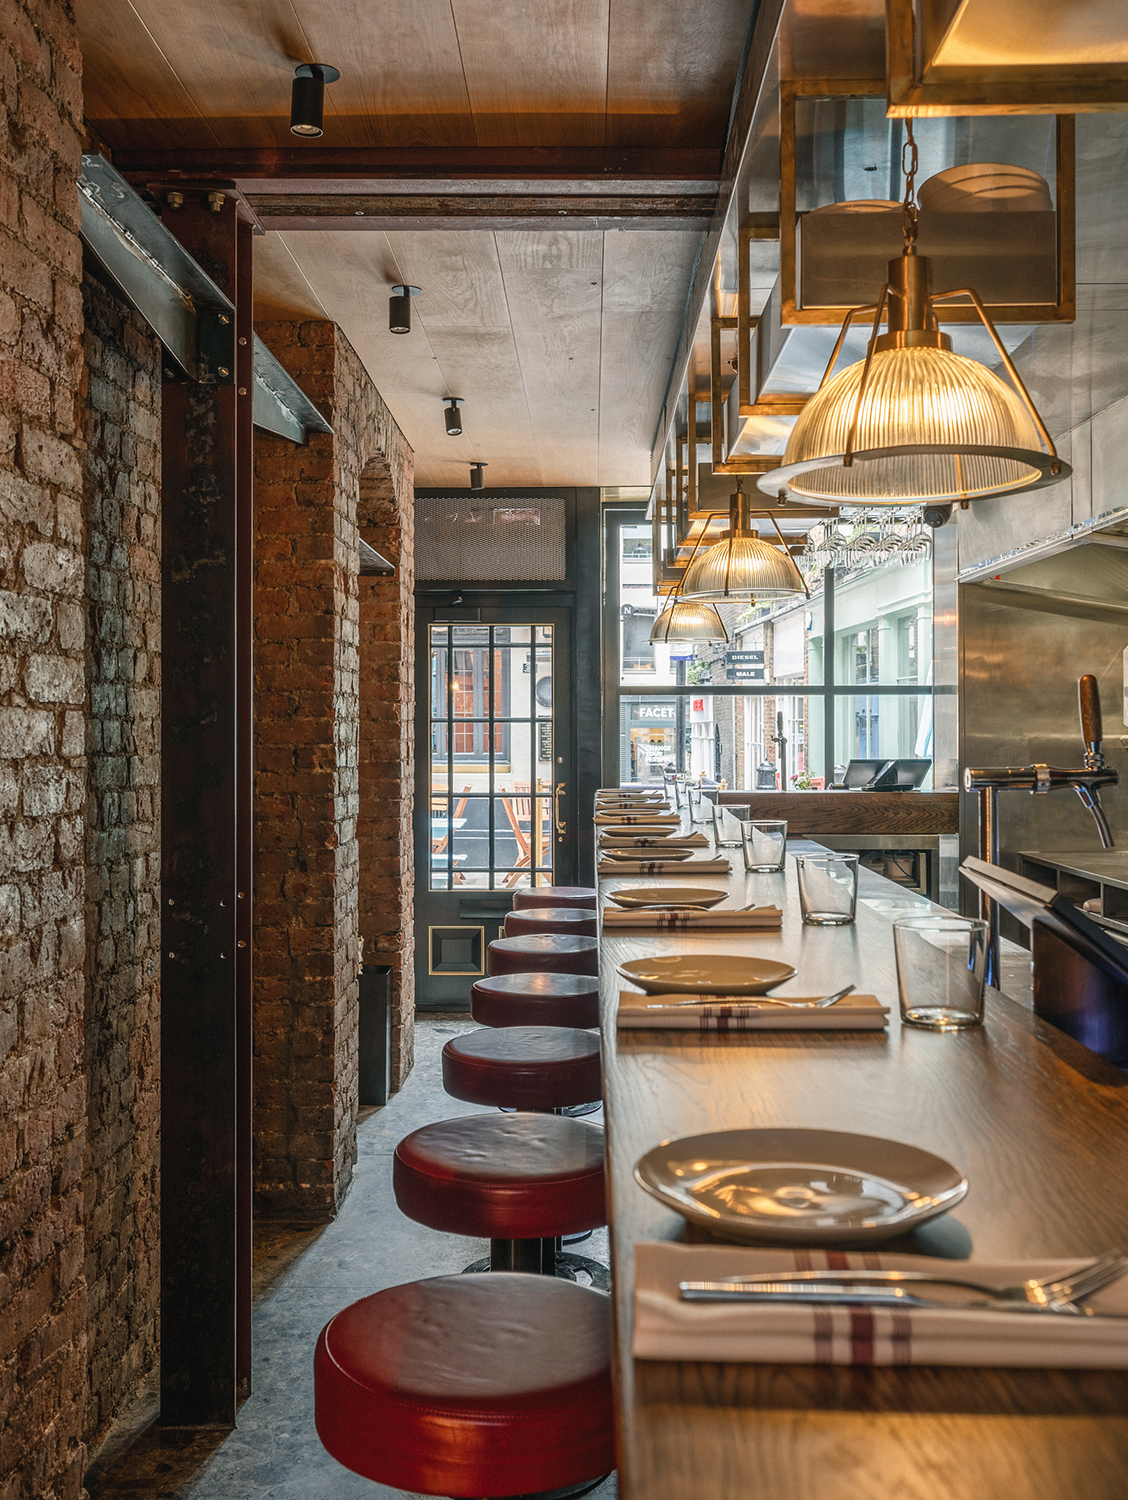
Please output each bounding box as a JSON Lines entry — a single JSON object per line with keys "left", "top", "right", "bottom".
{"left": 463, "top": 1238, "right": 610, "bottom": 1292}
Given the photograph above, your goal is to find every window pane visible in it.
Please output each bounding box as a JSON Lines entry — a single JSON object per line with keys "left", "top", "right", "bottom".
{"left": 835, "top": 695, "right": 933, "bottom": 784}
{"left": 619, "top": 691, "right": 824, "bottom": 788}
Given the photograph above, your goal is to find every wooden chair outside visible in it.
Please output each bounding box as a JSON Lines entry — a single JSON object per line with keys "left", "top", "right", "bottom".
{"left": 432, "top": 786, "right": 472, "bottom": 884}
{"left": 498, "top": 782, "right": 550, "bottom": 887}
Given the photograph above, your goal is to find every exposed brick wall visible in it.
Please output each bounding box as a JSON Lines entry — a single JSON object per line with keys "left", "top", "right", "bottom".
{"left": 254, "top": 320, "right": 413, "bottom": 1220}
{"left": 80, "top": 274, "right": 161, "bottom": 1451}
{"left": 358, "top": 463, "right": 414, "bottom": 1086}
{"left": 0, "top": 0, "right": 89, "bottom": 1495}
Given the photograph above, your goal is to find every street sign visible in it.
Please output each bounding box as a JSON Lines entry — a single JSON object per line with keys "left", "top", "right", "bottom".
{"left": 726, "top": 668, "right": 766, "bottom": 682}
{"left": 725, "top": 650, "right": 765, "bottom": 664}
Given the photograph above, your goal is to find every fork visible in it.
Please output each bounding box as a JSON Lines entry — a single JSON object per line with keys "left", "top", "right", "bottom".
{"left": 681, "top": 1249, "right": 1128, "bottom": 1312}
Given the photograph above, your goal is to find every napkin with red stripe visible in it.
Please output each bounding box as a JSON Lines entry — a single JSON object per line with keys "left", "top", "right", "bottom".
{"left": 633, "top": 1243, "right": 1128, "bottom": 1367}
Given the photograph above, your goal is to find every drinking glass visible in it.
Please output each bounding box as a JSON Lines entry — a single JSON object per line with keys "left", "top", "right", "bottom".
{"left": 795, "top": 853, "right": 859, "bottom": 925}
{"left": 893, "top": 916, "right": 988, "bottom": 1030}
{"left": 712, "top": 802, "right": 749, "bottom": 848}
{"left": 690, "top": 786, "right": 713, "bottom": 825}
{"left": 741, "top": 819, "right": 787, "bottom": 872}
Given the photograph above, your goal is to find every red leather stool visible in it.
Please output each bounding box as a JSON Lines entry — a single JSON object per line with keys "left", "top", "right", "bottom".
{"left": 487, "top": 932, "right": 598, "bottom": 977}
{"left": 315, "top": 1273, "right": 614, "bottom": 1498}
{"left": 442, "top": 1027, "right": 601, "bottom": 1111}
{"left": 394, "top": 1113, "right": 607, "bottom": 1283}
{"left": 513, "top": 885, "right": 597, "bottom": 911}
{"left": 472, "top": 972, "right": 601, "bottom": 1029}
{"left": 504, "top": 906, "right": 598, "bottom": 939}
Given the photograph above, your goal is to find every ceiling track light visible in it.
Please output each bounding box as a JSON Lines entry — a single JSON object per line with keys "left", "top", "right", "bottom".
{"left": 290, "top": 63, "right": 340, "bottom": 138}
{"left": 470, "top": 462, "right": 488, "bottom": 490}
{"left": 681, "top": 481, "right": 809, "bottom": 602}
{"left": 760, "top": 121, "right": 1069, "bottom": 509}
{"left": 444, "top": 397, "right": 463, "bottom": 437}
{"left": 389, "top": 284, "right": 421, "bottom": 335}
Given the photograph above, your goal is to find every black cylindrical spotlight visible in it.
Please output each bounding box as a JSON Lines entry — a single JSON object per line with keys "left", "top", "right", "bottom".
{"left": 291, "top": 63, "right": 340, "bottom": 138}
{"left": 444, "top": 398, "right": 463, "bottom": 437}
{"left": 470, "top": 462, "right": 487, "bottom": 490}
{"left": 389, "top": 284, "right": 421, "bottom": 334}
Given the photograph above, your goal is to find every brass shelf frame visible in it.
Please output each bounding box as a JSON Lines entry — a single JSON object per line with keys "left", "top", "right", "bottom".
{"left": 886, "top": 0, "right": 1128, "bottom": 117}
{"left": 779, "top": 77, "right": 1076, "bottom": 327}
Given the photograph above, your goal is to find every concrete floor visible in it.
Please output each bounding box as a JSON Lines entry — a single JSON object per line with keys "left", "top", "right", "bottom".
{"left": 88, "top": 1017, "right": 615, "bottom": 1500}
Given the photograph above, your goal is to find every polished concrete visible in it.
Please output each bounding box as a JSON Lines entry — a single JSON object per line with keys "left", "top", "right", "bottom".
{"left": 88, "top": 1018, "right": 614, "bottom": 1499}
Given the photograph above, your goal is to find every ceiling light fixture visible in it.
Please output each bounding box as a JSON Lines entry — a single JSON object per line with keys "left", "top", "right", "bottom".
{"left": 290, "top": 63, "right": 340, "bottom": 138}
{"left": 444, "top": 398, "right": 463, "bottom": 436}
{"left": 389, "top": 284, "right": 421, "bottom": 334}
{"left": 470, "top": 462, "right": 488, "bottom": 490}
{"left": 760, "top": 123, "right": 1068, "bottom": 508}
{"left": 681, "top": 480, "right": 808, "bottom": 601}
{"left": 649, "top": 598, "right": 729, "bottom": 645}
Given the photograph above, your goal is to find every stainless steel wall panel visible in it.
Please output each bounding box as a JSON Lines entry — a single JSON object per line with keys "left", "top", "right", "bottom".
{"left": 1091, "top": 396, "right": 1128, "bottom": 521}
{"left": 959, "top": 544, "right": 1128, "bottom": 931}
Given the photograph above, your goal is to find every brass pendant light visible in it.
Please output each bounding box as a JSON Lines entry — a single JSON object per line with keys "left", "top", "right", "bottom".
{"left": 681, "top": 481, "right": 808, "bottom": 601}
{"left": 649, "top": 598, "right": 729, "bottom": 644}
{"left": 760, "top": 125, "right": 1070, "bottom": 508}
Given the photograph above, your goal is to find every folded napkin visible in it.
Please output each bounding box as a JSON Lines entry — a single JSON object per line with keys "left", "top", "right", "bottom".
{"left": 594, "top": 813, "right": 682, "bottom": 827}
{"left": 633, "top": 1243, "right": 1128, "bottom": 1368}
{"left": 598, "top": 857, "right": 732, "bottom": 876}
{"left": 617, "top": 990, "right": 886, "bottom": 1030}
{"left": 603, "top": 905, "right": 782, "bottom": 931}
{"left": 599, "top": 833, "right": 710, "bottom": 849}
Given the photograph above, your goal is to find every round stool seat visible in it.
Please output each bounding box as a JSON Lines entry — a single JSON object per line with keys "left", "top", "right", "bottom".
{"left": 513, "top": 885, "right": 597, "bottom": 911}
{"left": 442, "top": 1027, "right": 602, "bottom": 1110}
{"left": 472, "top": 972, "right": 601, "bottom": 1029}
{"left": 394, "top": 1113, "right": 605, "bottom": 1239}
{"left": 504, "top": 906, "right": 598, "bottom": 938}
{"left": 488, "top": 932, "right": 598, "bottom": 977}
{"left": 315, "top": 1273, "right": 614, "bottom": 1497}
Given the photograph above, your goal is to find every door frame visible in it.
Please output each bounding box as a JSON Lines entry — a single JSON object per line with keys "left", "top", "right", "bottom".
{"left": 412, "top": 484, "right": 601, "bottom": 1010}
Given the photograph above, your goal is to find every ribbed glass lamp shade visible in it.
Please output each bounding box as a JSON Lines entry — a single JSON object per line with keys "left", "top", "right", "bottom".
{"left": 681, "top": 531, "right": 806, "bottom": 601}
{"left": 649, "top": 600, "right": 729, "bottom": 644}
{"left": 767, "top": 346, "right": 1053, "bottom": 506}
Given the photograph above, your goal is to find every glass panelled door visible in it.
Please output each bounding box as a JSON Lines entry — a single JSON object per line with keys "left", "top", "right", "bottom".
{"left": 415, "top": 606, "right": 573, "bottom": 1008}
{"left": 429, "top": 623, "right": 556, "bottom": 890}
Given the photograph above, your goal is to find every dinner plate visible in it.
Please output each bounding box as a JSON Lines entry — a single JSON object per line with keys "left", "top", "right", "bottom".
{"left": 602, "top": 846, "right": 695, "bottom": 862}
{"left": 634, "top": 1128, "right": 968, "bottom": 1247}
{"left": 608, "top": 886, "right": 729, "bottom": 910}
{"left": 617, "top": 954, "right": 796, "bottom": 993}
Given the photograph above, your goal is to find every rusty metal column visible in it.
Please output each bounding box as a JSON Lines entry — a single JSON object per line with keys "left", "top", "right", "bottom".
{"left": 159, "top": 190, "right": 253, "bottom": 1426}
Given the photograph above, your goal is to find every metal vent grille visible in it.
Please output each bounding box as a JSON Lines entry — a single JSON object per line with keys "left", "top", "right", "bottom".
{"left": 416, "top": 497, "right": 567, "bottom": 581}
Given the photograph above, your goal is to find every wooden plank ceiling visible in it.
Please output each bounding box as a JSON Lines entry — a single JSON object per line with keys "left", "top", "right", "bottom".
{"left": 75, "top": 0, "right": 754, "bottom": 485}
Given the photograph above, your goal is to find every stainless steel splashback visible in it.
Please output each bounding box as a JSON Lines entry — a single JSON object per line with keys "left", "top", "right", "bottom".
{"left": 959, "top": 541, "right": 1128, "bottom": 929}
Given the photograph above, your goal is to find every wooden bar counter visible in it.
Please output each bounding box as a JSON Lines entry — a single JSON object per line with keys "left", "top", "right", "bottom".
{"left": 716, "top": 789, "right": 959, "bottom": 836}
{"left": 598, "top": 847, "right": 1128, "bottom": 1500}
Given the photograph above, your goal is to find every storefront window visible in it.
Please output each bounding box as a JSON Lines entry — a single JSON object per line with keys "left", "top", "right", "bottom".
{"left": 606, "top": 507, "right": 934, "bottom": 791}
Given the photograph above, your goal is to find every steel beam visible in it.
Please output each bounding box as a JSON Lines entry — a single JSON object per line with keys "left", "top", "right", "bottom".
{"left": 160, "top": 191, "right": 253, "bottom": 1428}
{"left": 246, "top": 192, "right": 716, "bottom": 232}
{"left": 79, "top": 154, "right": 233, "bottom": 381}
{"left": 252, "top": 337, "right": 333, "bottom": 444}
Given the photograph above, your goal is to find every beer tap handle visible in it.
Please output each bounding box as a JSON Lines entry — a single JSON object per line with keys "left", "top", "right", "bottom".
{"left": 1079, "top": 674, "right": 1103, "bottom": 763}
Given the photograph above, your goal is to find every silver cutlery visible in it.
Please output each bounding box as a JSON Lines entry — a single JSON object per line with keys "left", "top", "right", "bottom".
{"left": 679, "top": 1249, "right": 1128, "bottom": 1315}
{"left": 643, "top": 985, "right": 856, "bottom": 1010}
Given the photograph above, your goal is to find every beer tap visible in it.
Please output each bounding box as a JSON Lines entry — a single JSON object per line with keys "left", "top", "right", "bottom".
{"left": 964, "top": 674, "right": 1118, "bottom": 987}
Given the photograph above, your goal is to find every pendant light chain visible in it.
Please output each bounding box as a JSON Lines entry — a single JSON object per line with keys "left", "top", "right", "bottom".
{"left": 901, "top": 119, "right": 919, "bottom": 253}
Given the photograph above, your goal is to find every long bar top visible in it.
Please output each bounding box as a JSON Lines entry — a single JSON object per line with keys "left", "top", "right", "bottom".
{"left": 597, "top": 843, "right": 1128, "bottom": 1500}
{"left": 715, "top": 789, "right": 958, "bottom": 835}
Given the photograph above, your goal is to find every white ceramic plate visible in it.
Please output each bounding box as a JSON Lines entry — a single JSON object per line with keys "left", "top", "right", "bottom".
{"left": 617, "top": 954, "right": 796, "bottom": 994}
{"left": 602, "top": 846, "right": 695, "bottom": 862}
{"left": 634, "top": 1128, "right": 968, "bottom": 1247}
{"left": 607, "top": 886, "right": 729, "bottom": 910}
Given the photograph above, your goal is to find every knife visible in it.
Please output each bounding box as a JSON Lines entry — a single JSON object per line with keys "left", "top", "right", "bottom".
{"left": 677, "top": 1280, "right": 1120, "bottom": 1316}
